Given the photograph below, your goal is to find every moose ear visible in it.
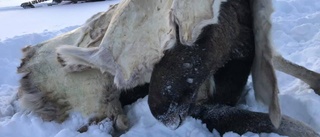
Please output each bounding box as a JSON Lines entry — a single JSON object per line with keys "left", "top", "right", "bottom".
{"left": 56, "top": 45, "right": 117, "bottom": 75}
{"left": 251, "top": 0, "right": 281, "bottom": 128}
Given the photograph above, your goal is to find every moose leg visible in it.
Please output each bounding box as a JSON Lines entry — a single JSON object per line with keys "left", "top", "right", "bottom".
{"left": 191, "top": 104, "right": 320, "bottom": 137}
{"left": 212, "top": 56, "right": 254, "bottom": 106}
{"left": 273, "top": 55, "right": 320, "bottom": 95}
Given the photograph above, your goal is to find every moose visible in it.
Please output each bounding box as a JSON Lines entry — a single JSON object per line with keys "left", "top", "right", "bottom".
{"left": 16, "top": 0, "right": 320, "bottom": 136}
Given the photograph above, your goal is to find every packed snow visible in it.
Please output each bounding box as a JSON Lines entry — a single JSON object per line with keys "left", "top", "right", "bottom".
{"left": 0, "top": 0, "right": 319, "bottom": 137}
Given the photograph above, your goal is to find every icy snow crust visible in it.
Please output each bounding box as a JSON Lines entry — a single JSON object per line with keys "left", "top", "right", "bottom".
{"left": 0, "top": 0, "right": 319, "bottom": 137}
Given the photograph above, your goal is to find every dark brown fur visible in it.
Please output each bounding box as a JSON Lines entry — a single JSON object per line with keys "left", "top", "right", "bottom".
{"left": 148, "top": 0, "right": 254, "bottom": 128}
{"left": 17, "top": 46, "right": 36, "bottom": 73}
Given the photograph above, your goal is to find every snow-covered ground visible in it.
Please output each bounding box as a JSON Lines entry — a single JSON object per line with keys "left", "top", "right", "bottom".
{"left": 0, "top": 0, "right": 319, "bottom": 137}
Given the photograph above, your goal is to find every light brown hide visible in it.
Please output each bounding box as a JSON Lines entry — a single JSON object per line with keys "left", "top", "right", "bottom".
{"left": 18, "top": 5, "right": 129, "bottom": 131}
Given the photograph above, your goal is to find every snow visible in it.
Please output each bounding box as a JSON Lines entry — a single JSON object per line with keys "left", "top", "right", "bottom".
{"left": 0, "top": 0, "right": 319, "bottom": 137}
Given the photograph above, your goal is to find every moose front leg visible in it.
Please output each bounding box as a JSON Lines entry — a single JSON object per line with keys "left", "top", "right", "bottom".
{"left": 273, "top": 55, "right": 320, "bottom": 95}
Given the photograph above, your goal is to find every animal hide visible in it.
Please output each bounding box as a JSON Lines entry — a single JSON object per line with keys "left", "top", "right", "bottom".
{"left": 56, "top": 0, "right": 230, "bottom": 89}
{"left": 172, "top": 0, "right": 227, "bottom": 46}
{"left": 17, "top": 5, "right": 129, "bottom": 131}
{"left": 250, "top": 0, "right": 281, "bottom": 128}
{"left": 57, "top": 0, "right": 176, "bottom": 89}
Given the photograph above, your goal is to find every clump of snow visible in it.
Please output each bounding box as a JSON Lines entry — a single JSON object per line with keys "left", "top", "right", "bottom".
{"left": 0, "top": 85, "right": 18, "bottom": 119}
{"left": 187, "top": 78, "right": 194, "bottom": 84}
{"left": 0, "top": 112, "right": 113, "bottom": 137}
{"left": 183, "top": 63, "right": 192, "bottom": 68}
{"left": 0, "top": 0, "right": 319, "bottom": 137}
